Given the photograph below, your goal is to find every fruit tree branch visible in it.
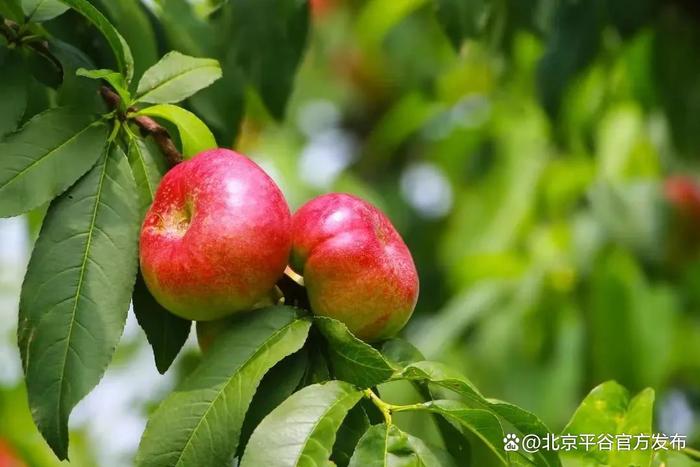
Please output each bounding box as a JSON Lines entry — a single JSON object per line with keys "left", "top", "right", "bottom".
{"left": 99, "top": 85, "right": 183, "bottom": 166}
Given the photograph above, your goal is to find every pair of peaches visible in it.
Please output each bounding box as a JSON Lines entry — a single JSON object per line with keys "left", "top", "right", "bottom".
{"left": 140, "top": 149, "right": 418, "bottom": 343}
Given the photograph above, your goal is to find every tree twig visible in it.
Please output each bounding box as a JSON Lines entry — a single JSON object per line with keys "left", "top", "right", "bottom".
{"left": 99, "top": 85, "right": 183, "bottom": 166}
{"left": 132, "top": 114, "right": 183, "bottom": 166}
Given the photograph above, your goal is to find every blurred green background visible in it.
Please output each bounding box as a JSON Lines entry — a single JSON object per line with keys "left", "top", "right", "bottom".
{"left": 3, "top": 0, "right": 700, "bottom": 465}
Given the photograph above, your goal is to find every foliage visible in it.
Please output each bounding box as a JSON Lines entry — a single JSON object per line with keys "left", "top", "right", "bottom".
{"left": 1, "top": 0, "right": 700, "bottom": 466}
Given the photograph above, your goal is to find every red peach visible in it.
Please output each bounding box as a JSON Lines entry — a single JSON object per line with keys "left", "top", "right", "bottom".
{"left": 290, "top": 193, "right": 419, "bottom": 342}
{"left": 140, "top": 149, "right": 291, "bottom": 321}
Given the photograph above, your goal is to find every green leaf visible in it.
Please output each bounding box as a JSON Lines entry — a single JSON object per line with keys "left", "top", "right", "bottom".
{"left": 422, "top": 400, "right": 507, "bottom": 466}
{"left": 240, "top": 380, "right": 363, "bottom": 467}
{"left": 332, "top": 405, "right": 371, "bottom": 467}
{"left": 402, "top": 361, "right": 484, "bottom": 401}
{"left": 488, "top": 400, "right": 561, "bottom": 467}
{"left": 151, "top": 0, "right": 244, "bottom": 144}
{"left": 0, "top": 107, "right": 108, "bottom": 218}
{"left": 561, "top": 381, "right": 654, "bottom": 467}
{"left": 52, "top": 40, "right": 107, "bottom": 113}
{"left": 0, "top": 53, "right": 27, "bottom": 138}
{"left": 57, "top": 0, "right": 134, "bottom": 82}
{"left": 136, "top": 307, "right": 311, "bottom": 467}
{"left": 316, "top": 316, "right": 395, "bottom": 388}
{"left": 22, "top": 0, "right": 68, "bottom": 21}
{"left": 379, "top": 338, "right": 473, "bottom": 462}
{"left": 379, "top": 340, "right": 472, "bottom": 462}
{"left": 135, "top": 51, "right": 222, "bottom": 104}
{"left": 18, "top": 145, "right": 140, "bottom": 459}
{"left": 189, "top": 54, "right": 245, "bottom": 147}
{"left": 609, "top": 389, "right": 655, "bottom": 467}
{"left": 433, "top": 0, "right": 485, "bottom": 49}
{"left": 136, "top": 104, "right": 217, "bottom": 158}
{"left": 404, "top": 433, "right": 458, "bottom": 467}
{"left": 384, "top": 345, "right": 470, "bottom": 463}
{"left": 401, "top": 361, "right": 561, "bottom": 467}
{"left": 76, "top": 68, "right": 130, "bottom": 104}
{"left": 91, "top": 0, "right": 158, "bottom": 82}
{"left": 23, "top": 42, "right": 63, "bottom": 87}
{"left": 221, "top": 0, "right": 309, "bottom": 119}
{"left": 381, "top": 338, "right": 425, "bottom": 368}
{"left": 0, "top": 0, "right": 23, "bottom": 21}
{"left": 349, "top": 423, "right": 456, "bottom": 467}
{"left": 155, "top": 0, "right": 214, "bottom": 58}
{"left": 302, "top": 341, "right": 331, "bottom": 386}
{"left": 132, "top": 273, "right": 191, "bottom": 374}
{"left": 237, "top": 349, "right": 308, "bottom": 457}
{"left": 125, "top": 135, "right": 167, "bottom": 215}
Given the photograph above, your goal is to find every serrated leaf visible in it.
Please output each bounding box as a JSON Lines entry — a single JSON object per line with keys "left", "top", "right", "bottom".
{"left": 76, "top": 68, "right": 130, "bottom": 104}
{"left": 221, "top": 0, "right": 309, "bottom": 119}
{"left": 136, "top": 307, "right": 311, "bottom": 467}
{"left": 422, "top": 400, "right": 507, "bottom": 466}
{"left": 332, "top": 405, "right": 371, "bottom": 467}
{"left": 132, "top": 273, "right": 190, "bottom": 374}
{"left": 22, "top": 0, "right": 68, "bottom": 21}
{"left": 0, "top": 107, "right": 108, "bottom": 218}
{"left": 18, "top": 145, "right": 140, "bottom": 459}
{"left": 0, "top": 53, "right": 27, "bottom": 138}
{"left": 402, "top": 361, "right": 561, "bottom": 467}
{"left": 135, "top": 51, "right": 221, "bottom": 104}
{"left": 136, "top": 104, "right": 216, "bottom": 158}
{"left": 56, "top": 0, "right": 134, "bottom": 82}
{"left": 237, "top": 349, "right": 308, "bottom": 457}
{"left": 241, "top": 380, "right": 363, "bottom": 467}
{"left": 316, "top": 316, "right": 395, "bottom": 388}
{"left": 349, "top": 423, "right": 457, "bottom": 467}
{"left": 125, "top": 136, "right": 166, "bottom": 215}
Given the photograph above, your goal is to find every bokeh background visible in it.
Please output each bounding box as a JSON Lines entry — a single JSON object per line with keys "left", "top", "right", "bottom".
{"left": 3, "top": 0, "right": 700, "bottom": 465}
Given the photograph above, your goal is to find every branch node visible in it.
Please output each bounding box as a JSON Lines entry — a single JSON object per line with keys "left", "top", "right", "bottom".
{"left": 99, "top": 85, "right": 183, "bottom": 166}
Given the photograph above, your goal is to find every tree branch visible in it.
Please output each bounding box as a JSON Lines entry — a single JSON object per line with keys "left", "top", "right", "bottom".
{"left": 132, "top": 114, "right": 183, "bottom": 166}
{"left": 99, "top": 85, "right": 183, "bottom": 166}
